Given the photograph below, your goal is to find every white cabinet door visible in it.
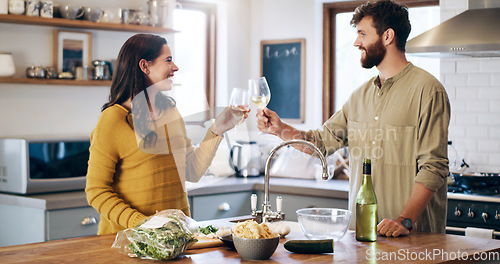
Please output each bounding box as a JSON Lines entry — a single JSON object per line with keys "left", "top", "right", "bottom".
{"left": 264, "top": 192, "right": 349, "bottom": 221}
{"left": 191, "top": 191, "right": 253, "bottom": 221}
{"left": 46, "top": 206, "right": 100, "bottom": 240}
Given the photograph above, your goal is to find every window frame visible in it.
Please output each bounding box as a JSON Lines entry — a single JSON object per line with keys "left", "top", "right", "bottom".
{"left": 321, "top": 0, "right": 439, "bottom": 123}
{"left": 178, "top": 1, "right": 217, "bottom": 122}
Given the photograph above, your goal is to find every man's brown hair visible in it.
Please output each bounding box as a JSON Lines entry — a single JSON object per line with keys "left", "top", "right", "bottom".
{"left": 351, "top": 0, "right": 411, "bottom": 52}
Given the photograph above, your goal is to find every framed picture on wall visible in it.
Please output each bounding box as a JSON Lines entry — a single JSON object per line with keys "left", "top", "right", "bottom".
{"left": 260, "top": 38, "right": 305, "bottom": 123}
{"left": 53, "top": 30, "right": 92, "bottom": 73}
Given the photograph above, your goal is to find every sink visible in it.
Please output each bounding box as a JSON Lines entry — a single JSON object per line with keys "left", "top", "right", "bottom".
{"left": 228, "top": 214, "right": 286, "bottom": 224}
{"left": 229, "top": 215, "right": 262, "bottom": 223}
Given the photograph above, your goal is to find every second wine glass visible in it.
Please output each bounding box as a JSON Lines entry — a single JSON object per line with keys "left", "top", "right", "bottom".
{"left": 248, "top": 77, "right": 271, "bottom": 110}
{"left": 229, "top": 87, "right": 250, "bottom": 122}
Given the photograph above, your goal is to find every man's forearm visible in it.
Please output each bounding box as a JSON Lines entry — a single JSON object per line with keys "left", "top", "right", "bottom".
{"left": 399, "top": 182, "right": 435, "bottom": 223}
{"left": 277, "top": 124, "right": 315, "bottom": 155}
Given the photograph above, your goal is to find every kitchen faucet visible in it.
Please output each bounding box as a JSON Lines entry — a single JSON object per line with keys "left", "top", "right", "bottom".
{"left": 251, "top": 139, "right": 329, "bottom": 223}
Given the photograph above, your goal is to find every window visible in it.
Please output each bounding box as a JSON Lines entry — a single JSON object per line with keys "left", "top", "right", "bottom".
{"left": 323, "top": 0, "right": 439, "bottom": 121}
{"left": 172, "top": 1, "right": 216, "bottom": 123}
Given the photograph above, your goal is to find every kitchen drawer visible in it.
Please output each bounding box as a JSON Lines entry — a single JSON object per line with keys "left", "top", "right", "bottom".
{"left": 191, "top": 191, "right": 253, "bottom": 221}
{"left": 265, "top": 192, "right": 348, "bottom": 221}
{"left": 46, "top": 206, "right": 100, "bottom": 241}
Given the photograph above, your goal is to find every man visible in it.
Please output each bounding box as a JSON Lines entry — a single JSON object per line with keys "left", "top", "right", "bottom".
{"left": 256, "top": 0, "right": 450, "bottom": 237}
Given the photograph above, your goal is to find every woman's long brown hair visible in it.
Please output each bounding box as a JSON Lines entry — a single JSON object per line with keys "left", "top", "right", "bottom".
{"left": 102, "top": 34, "right": 175, "bottom": 149}
{"left": 102, "top": 34, "right": 167, "bottom": 112}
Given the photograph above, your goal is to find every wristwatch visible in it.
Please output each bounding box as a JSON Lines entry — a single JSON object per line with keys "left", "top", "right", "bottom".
{"left": 400, "top": 218, "right": 413, "bottom": 231}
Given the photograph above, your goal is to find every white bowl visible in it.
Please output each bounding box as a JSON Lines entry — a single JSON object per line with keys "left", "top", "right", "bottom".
{"left": 296, "top": 208, "right": 352, "bottom": 241}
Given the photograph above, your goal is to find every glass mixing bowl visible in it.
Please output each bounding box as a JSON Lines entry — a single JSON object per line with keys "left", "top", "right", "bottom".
{"left": 296, "top": 208, "right": 352, "bottom": 241}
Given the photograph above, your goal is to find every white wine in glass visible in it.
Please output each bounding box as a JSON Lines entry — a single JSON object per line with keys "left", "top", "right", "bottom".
{"left": 229, "top": 87, "right": 250, "bottom": 120}
{"left": 248, "top": 77, "right": 271, "bottom": 110}
{"left": 250, "top": 95, "right": 270, "bottom": 109}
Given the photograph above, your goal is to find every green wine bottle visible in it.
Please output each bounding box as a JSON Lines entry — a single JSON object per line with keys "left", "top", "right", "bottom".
{"left": 355, "top": 158, "right": 378, "bottom": 242}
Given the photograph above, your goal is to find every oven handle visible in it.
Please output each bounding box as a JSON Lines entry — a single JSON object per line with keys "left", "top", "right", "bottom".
{"left": 446, "top": 226, "right": 500, "bottom": 238}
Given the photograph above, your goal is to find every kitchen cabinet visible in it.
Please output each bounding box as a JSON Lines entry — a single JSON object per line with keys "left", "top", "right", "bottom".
{"left": 0, "top": 203, "right": 99, "bottom": 247}
{"left": 263, "top": 192, "right": 349, "bottom": 221}
{"left": 190, "top": 191, "right": 348, "bottom": 222}
{"left": 0, "top": 192, "right": 99, "bottom": 247}
{"left": 190, "top": 191, "right": 254, "bottom": 221}
{"left": 0, "top": 177, "right": 349, "bottom": 246}
{"left": 0, "top": 14, "right": 177, "bottom": 86}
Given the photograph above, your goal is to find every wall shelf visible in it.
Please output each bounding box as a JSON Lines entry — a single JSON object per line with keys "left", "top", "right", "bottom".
{"left": 0, "top": 77, "right": 112, "bottom": 86}
{"left": 0, "top": 14, "right": 178, "bottom": 34}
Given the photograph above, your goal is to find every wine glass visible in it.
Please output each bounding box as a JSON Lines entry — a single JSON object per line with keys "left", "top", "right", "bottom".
{"left": 249, "top": 77, "right": 271, "bottom": 135}
{"left": 248, "top": 77, "right": 271, "bottom": 110}
{"left": 229, "top": 87, "right": 250, "bottom": 123}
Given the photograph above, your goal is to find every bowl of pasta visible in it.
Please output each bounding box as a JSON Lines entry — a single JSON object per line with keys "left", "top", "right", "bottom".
{"left": 231, "top": 220, "right": 280, "bottom": 260}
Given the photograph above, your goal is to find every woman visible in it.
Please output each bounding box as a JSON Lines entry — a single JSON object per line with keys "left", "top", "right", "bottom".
{"left": 86, "top": 34, "right": 244, "bottom": 235}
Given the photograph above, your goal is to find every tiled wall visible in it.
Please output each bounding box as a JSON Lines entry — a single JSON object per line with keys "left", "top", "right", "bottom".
{"left": 441, "top": 0, "right": 500, "bottom": 173}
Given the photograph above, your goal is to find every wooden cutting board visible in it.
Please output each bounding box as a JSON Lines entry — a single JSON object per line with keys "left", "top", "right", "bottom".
{"left": 188, "top": 238, "right": 224, "bottom": 249}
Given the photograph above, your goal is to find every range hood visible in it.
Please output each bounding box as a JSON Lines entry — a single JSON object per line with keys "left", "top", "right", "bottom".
{"left": 406, "top": 0, "right": 500, "bottom": 58}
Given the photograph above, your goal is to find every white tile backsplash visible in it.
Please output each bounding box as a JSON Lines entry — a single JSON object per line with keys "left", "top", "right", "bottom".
{"left": 442, "top": 0, "right": 500, "bottom": 173}
{"left": 455, "top": 112, "right": 478, "bottom": 125}
{"left": 450, "top": 99, "right": 465, "bottom": 112}
{"left": 455, "top": 87, "right": 477, "bottom": 100}
{"left": 479, "top": 59, "right": 500, "bottom": 73}
{"left": 440, "top": 60, "right": 456, "bottom": 74}
{"left": 466, "top": 100, "right": 489, "bottom": 113}
{"left": 489, "top": 153, "right": 500, "bottom": 166}
{"left": 478, "top": 140, "right": 500, "bottom": 153}
{"left": 478, "top": 87, "right": 500, "bottom": 99}
{"left": 478, "top": 114, "right": 500, "bottom": 126}
{"left": 491, "top": 128, "right": 500, "bottom": 139}
{"left": 468, "top": 74, "right": 490, "bottom": 86}
{"left": 444, "top": 73, "right": 468, "bottom": 86}
{"left": 456, "top": 60, "right": 479, "bottom": 73}
{"left": 490, "top": 102, "right": 500, "bottom": 113}
{"left": 448, "top": 124, "right": 465, "bottom": 136}
{"left": 466, "top": 126, "right": 489, "bottom": 139}
{"left": 491, "top": 74, "right": 500, "bottom": 86}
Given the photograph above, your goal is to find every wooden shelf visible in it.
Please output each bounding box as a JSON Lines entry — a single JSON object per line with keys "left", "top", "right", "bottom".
{"left": 0, "top": 14, "right": 178, "bottom": 33}
{"left": 0, "top": 77, "right": 112, "bottom": 86}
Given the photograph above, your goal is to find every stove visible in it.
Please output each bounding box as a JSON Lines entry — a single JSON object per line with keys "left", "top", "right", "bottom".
{"left": 447, "top": 186, "right": 500, "bottom": 239}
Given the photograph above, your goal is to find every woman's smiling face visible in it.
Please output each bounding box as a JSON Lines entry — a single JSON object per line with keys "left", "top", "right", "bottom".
{"left": 146, "top": 44, "right": 179, "bottom": 89}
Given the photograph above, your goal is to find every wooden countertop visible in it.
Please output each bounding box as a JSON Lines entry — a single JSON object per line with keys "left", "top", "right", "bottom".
{"left": 2, "top": 223, "right": 499, "bottom": 263}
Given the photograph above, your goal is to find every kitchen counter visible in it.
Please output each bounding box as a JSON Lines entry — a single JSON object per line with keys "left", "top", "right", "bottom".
{"left": 0, "top": 176, "right": 350, "bottom": 210}
{"left": 1, "top": 218, "right": 499, "bottom": 263}
{"left": 5, "top": 176, "right": 496, "bottom": 210}
{"left": 186, "top": 176, "right": 349, "bottom": 198}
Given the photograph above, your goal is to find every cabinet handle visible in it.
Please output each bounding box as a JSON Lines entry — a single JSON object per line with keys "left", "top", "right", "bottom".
{"left": 81, "top": 217, "right": 97, "bottom": 226}
{"left": 218, "top": 202, "right": 231, "bottom": 211}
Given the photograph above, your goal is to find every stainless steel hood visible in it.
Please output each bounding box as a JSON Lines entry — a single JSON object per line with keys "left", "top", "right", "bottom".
{"left": 406, "top": 0, "right": 500, "bottom": 58}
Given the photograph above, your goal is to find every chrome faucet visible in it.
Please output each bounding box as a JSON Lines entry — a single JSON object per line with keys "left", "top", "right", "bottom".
{"left": 251, "top": 139, "right": 329, "bottom": 223}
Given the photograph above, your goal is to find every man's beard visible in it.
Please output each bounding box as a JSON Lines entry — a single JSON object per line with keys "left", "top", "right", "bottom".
{"left": 360, "top": 37, "right": 386, "bottom": 69}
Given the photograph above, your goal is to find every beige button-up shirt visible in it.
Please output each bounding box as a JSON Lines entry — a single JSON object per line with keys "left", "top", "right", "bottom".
{"left": 312, "top": 62, "right": 450, "bottom": 233}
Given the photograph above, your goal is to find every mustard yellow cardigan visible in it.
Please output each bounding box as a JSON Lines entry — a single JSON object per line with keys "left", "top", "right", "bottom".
{"left": 85, "top": 104, "right": 222, "bottom": 235}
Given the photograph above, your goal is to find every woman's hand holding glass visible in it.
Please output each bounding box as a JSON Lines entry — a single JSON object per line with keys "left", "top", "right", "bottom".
{"left": 210, "top": 87, "right": 250, "bottom": 136}
{"left": 229, "top": 87, "right": 251, "bottom": 121}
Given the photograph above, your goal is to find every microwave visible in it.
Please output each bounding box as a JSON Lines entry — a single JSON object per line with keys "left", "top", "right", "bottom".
{"left": 0, "top": 138, "right": 90, "bottom": 194}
